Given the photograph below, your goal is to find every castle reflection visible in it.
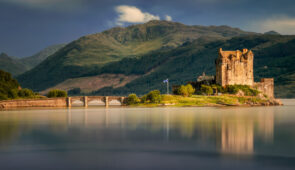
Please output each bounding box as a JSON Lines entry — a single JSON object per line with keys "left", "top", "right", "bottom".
{"left": 0, "top": 107, "right": 275, "bottom": 155}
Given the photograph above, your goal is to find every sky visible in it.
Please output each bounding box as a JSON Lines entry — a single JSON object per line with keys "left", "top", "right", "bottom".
{"left": 1, "top": 0, "right": 295, "bottom": 57}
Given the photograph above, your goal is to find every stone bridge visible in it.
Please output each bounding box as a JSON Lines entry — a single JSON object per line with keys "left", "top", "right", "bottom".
{"left": 0, "top": 96, "right": 126, "bottom": 109}
{"left": 67, "top": 96, "right": 125, "bottom": 107}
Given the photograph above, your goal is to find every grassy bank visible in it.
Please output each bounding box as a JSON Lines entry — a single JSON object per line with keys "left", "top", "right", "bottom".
{"left": 129, "top": 94, "right": 269, "bottom": 107}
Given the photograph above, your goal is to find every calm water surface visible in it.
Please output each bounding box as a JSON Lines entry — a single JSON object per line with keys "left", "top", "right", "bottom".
{"left": 0, "top": 100, "right": 295, "bottom": 170}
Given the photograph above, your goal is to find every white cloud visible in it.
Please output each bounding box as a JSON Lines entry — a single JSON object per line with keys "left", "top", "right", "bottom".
{"left": 250, "top": 16, "right": 295, "bottom": 35}
{"left": 115, "top": 5, "right": 160, "bottom": 25}
{"left": 165, "top": 15, "right": 172, "bottom": 21}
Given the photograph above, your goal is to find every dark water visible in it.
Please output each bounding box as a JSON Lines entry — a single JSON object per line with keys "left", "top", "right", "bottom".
{"left": 0, "top": 100, "right": 295, "bottom": 170}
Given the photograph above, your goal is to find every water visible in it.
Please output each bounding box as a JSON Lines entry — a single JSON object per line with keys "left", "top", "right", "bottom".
{"left": 0, "top": 100, "right": 294, "bottom": 170}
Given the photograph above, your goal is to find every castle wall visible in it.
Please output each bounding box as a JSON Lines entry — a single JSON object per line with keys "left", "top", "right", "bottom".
{"left": 216, "top": 48, "right": 254, "bottom": 86}
{"left": 254, "top": 78, "right": 274, "bottom": 98}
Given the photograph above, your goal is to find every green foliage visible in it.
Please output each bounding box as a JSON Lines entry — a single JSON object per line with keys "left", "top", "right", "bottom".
{"left": 140, "top": 95, "right": 148, "bottom": 103}
{"left": 146, "top": 90, "right": 162, "bottom": 103}
{"left": 126, "top": 94, "right": 140, "bottom": 105}
{"left": 175, "top": 84, "right": 195, "bottom": 97}
{"left": 0, "top": 70, "right": 20, "bottom": 100}
{"left": 225, "top": 85, "right": 259, "bottom": 96}
{"left": 47, "top": 89, "right": 68, "bottom": 98}
{"left": 8, "top": 89, "right": 19, "bottom": 99}
{"left": 201, "top": 85, "right": 213, "bottom": 95}
{"left": 17, "top": 88, "right": 35, "bottom": 98}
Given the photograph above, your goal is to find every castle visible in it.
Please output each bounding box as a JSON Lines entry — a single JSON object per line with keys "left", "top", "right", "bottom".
{"left": 215, "top": 48, "right": 274, "bottom": 98}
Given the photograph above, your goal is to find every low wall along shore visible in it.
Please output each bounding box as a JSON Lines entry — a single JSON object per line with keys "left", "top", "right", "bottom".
{"left": 0, "top": 96, "right": 125, "bottom": 109}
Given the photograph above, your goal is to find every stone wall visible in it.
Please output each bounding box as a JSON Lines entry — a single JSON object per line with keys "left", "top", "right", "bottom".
{"left": 254, "top": 78, "right": 274, "bottom": 98}
{"left": 216, "top": 48, "right": 254, "bottom": 86}
{"left": 0, "top": 98, "right": 67, "bottom": 109}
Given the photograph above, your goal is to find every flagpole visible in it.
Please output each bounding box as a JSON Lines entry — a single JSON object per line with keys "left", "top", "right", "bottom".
{"left": 167, "top": 79, "right": 169, "bottom": 95}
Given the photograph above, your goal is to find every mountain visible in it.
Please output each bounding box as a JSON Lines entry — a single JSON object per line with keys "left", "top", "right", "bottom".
{"left": 17, "top": 20, "right": 255, "bottom": 91}
{"left": 88, "top": 34, "right": 295, "bottom": 98}
{"left": 39, "top": 34, "right": 295, "bottom": 98}
{"left": 0, "top": 53, "right": 28, "bottom": 76}
{"left": 0, "top": 44, "right": 65, "bottom": 76}
{"left": 264, "top": 31, "right": 280, "bottom": 35}
{"left": 20, "top": 44, "right": 66, "bottom": 70}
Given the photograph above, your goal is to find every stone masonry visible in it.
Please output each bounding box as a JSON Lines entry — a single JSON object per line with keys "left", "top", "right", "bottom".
{"left": 216, "top": 48, "right": 274, "bottom": 98}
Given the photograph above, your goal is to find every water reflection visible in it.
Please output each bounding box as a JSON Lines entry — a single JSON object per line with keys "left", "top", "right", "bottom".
{"left": 0, "top": 107, "right": 283, "bottom": 156}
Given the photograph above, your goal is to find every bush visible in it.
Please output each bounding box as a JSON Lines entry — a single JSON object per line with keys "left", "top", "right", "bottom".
{"left": 225, "top": 85, "right": 259, "bottom": 96}
{"left": 8, "top": 89, "right": 19, "bottom": 99}
{"left": 146, "top": 90, "right": 162, "bottom": 103}
{"left": 18, "top": 88, "right": 35, "bottom": 98}
{"left": 0, "top": 93, "right": 8, "bottom": 100}
{"left": 186, "top": 84, "right": 195, "bottom": 97}
{"left": 201, "top": 85, "right": 213, "bottom": 95}
{"left": 140, "top": 95, "right": 148, "bottom": 103}
{"left": 47, "top": 89, "right": 68, "bottom": 98}
{"left": 126, "top": 93, "right": 140, "bottom": 105}
{"left": 177, "top": 84, "right": 195, "bottom": 97}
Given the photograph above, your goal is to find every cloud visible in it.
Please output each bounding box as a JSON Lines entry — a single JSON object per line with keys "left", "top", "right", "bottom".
{"left": 250, "top": 16, "right": 295, "bottom": 35}
{"left": 115, "top": 5, "right": 160, "bottom": 25}
{"left": 165, "top": 15, "right": 172, "bottom": 21}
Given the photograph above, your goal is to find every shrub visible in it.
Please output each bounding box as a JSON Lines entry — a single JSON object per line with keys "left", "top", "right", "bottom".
{"left": 186, "top": 84, "right": 195, "bottom": 97}
{"left": 177, "top": 84, "right": 195, "bottom": 97}
{"left": 225, "top": 85, "right": 259, "bottom": 96}
{"left": 8, "top": 89, "right": 19, "bottom": 99}
{"left": 146, "top": 90, "right": 162, "bottom": 103}
{"left": 18, "top": 88, "right": 35, "bottom": 98}
{"left": 0, "top": 93, "right": 8, "bottom": 100}
{"left": 177, "top": 85, "right": 188, "bottom": 97}
{"left": 226, "top": 85, "right": 239, "bottom": 94}
{"left": 140, "top": 95, "right": 148, "bottom": 103}
{"left": 47, "top": 89, "right": 67, "bottom": 98}
{"left": 126, "top": 93, "right": 140, "bottom": 105}
{"left": 211, "top": 84, "right": 225, "bottom": 93}
{"left": 201, "top": 85, "right": 213, "bottom": 95}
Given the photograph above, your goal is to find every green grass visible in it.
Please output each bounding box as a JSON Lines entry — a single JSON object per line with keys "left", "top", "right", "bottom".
{"left": 132, "top": 94, "right": 268, "bottom": 107}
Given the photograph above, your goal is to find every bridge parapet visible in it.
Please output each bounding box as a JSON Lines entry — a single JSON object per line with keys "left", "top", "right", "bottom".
{"left": 67, "top": 96, "right": 125, "bottom": 108}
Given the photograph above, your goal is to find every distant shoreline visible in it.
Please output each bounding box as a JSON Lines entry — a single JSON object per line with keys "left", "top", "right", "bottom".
{"left": 0, "top": 95, "right": 284, "bottom": 110}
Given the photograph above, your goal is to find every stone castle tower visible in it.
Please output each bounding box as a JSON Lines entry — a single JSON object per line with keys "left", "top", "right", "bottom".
{"left": 216, "top": 48, "right": 254, "bottom": 86}
{"left": 215, "top": 48, "right": 274, "bottom": 98}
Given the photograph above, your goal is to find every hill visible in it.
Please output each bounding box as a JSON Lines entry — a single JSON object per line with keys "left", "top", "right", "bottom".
{"left": 20, "top": 44, "right": 65, "bottom": 70}
{"left": 17, "top": 20, "right": 255, "bottom": 91}
{"left": 0, "top": 44, "right": 65, "bottom": 76}
{"left": 0, "top": 53, "right": 28, "bottom": 76}
{"left": 88, "top": 34, "right": 295, "bottom": 98}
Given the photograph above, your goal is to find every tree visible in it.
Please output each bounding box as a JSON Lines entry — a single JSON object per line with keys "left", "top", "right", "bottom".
{"left": 18, "top": 88, "right": 35, "bottom": 98}
{"left": 201, "top": 85, "right": 213, "bottom": 95}
{"left": 186, "top": 84, "right": 195, "bottom": 97}
{"left": 47, "top": 89, "right": 67, "bottom": 98}
{"left": 177, "top": 84, "right": 195, "bottom": 97}
{"left": 147, "top": 90, "right": 162, "bottom": 103}
{"left": 126, "top": 93, "right": 140, "bottom": 105}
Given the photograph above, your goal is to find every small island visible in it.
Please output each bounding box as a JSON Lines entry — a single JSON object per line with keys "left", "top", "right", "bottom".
{"left": 125, "top": 48, "right": 282, "bottom": 107}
